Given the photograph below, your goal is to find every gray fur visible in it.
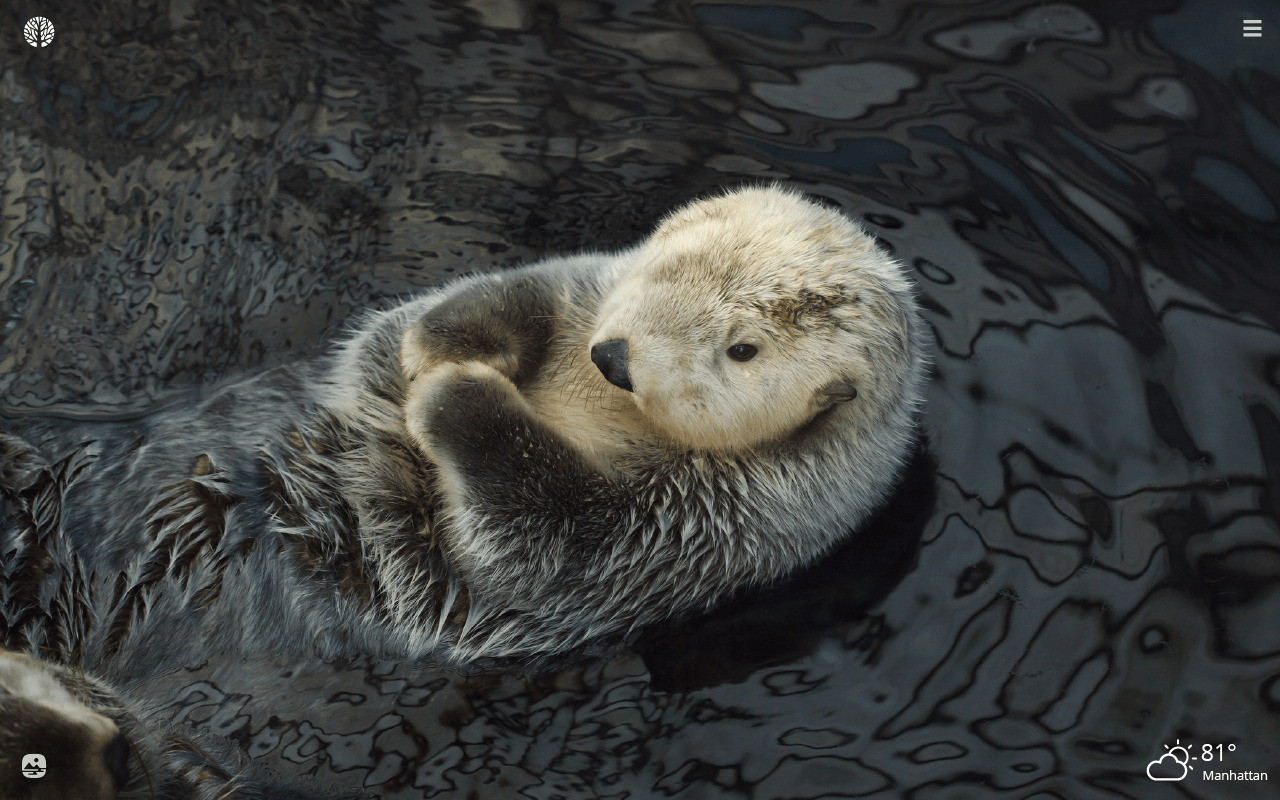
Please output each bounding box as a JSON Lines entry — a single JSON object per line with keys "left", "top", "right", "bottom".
{"left": 1, "top": 187, "right": 927, "bottom": 794}
{"left": 2, "top": 188, "right": 927, "bottom": 673}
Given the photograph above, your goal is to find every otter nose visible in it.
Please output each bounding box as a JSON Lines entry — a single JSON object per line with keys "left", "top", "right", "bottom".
{"left": 103, "top": 732, "right": 130, "bottom": 791}
{"left": 590, "top": 339, "right": 633, "bottom": 392}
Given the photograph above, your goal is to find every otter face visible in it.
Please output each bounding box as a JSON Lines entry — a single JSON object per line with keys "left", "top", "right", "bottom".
{"left": 0, "top": 649, "right": 130, "bottom": 800}
{"left": 589, "top": 188, "right": 914, "bottom": 452}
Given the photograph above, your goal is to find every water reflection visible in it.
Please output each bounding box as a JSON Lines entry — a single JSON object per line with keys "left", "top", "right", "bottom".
{"left": 2, "top": 0, "right": 1279, "bottom": 797}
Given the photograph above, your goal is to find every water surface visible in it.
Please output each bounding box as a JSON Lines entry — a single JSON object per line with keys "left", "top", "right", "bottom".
{"left": 2, "top": 1, "right": 1279, "bottom": 797}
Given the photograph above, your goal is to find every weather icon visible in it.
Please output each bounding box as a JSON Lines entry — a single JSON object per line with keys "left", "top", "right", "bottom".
{"left": 1148, "top": 741, "right": 1190, "bottom": 781}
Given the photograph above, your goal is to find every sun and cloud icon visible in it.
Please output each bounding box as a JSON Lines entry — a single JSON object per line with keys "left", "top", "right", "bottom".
{"left": 1147, "top": 741, "right": 1190, "bottom": 781}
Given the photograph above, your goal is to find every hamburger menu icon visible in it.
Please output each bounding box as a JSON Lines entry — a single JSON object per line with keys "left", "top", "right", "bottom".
{"left": 22, "top": 753, "right": 46, "bottom": 778}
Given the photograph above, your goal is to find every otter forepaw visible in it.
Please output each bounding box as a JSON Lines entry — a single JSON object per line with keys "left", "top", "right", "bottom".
{"left": 404, "top": 361, "right": 521, "bottom": 458}
{"left": 401, "top": 327, "right": 522, "bottom": 383}
{"left": 400, "top": 300, "right": 526, "bottom": 384}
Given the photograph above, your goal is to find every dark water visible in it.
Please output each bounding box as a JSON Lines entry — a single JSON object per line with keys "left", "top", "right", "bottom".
{"left": 3, "top": 0, "right": 1280, "bottom": 797}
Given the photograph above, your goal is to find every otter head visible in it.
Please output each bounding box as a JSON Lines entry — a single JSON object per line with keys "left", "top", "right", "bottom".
{"left": 588, "top": 186, "right": 916, "bottom": 452}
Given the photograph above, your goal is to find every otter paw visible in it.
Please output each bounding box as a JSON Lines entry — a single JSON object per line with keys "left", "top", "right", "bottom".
{"left": 399, "top": 326, "right": 441, "bottom": 382}
{"left": 404, "top": 361, "right": 518, "bottom": 455}
{"left": 400, "top": 315, "right": 521, "bottom": 382}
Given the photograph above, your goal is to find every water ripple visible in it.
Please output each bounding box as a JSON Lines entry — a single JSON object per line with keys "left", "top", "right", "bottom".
{"left": 3, "top": 0, "right": 1279, "bottom": 796}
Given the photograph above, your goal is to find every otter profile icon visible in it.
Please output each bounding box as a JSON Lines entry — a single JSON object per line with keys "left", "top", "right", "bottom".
{"left": 23, "top": 17, "right": 55, "bottom": 47}
{"left": 22, "top": 753, "right": 46, "bottom": 778}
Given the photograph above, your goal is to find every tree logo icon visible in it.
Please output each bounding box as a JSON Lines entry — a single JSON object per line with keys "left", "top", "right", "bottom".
{"left": 22, "top": 753, "right": 46, "bottom": 778}
{"left": 23, "top": 17, "right": 55, "bottom": 47}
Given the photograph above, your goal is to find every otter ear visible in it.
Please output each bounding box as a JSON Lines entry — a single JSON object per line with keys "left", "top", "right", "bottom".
{"left": 818, "top": 380, "right": 858, "bottom": 405}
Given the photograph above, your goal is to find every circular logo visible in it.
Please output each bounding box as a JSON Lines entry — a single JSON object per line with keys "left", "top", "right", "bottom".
{"left": 23, "top": 17, "right": 55, "bottom": 48}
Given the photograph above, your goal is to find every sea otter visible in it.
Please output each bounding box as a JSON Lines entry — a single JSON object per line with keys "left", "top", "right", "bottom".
{"left": 1, "top": 184, "right": 927, "bottom": 798}
{"left": 1, "top": 185, "right": 926, "bottom": 673}
{"left": 389, "top": 186, "right": 928, "bottom": 658}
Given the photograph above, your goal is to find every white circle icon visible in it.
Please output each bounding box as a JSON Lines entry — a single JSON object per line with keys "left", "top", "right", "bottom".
{"left": 23, "top": 17, "right": 55, "bottom": 47}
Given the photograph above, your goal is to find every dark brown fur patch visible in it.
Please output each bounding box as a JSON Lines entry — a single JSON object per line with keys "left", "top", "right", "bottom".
{"left": 262, "top": 449, "right": 372, "bottom": 606}
{"left": 101, "top": 458, "right": 239, "bottom": 658}
{"left": 760, "top": 287, "right": 849, "bottom": 329}
{"left": 0, "top": 445, "right": 99, "bottom": 661}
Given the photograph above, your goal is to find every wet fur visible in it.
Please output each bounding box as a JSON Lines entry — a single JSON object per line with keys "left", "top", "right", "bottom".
{"left": 1, "top": 186, "right": 927, "bottom": 796}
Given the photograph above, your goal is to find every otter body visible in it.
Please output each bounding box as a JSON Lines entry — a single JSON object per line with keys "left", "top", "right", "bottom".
{"left": 1, "top": 187, "right": 928, "bottom": 679}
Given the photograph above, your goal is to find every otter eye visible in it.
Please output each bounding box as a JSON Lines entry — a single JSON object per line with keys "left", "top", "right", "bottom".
{"left": 727, "top": 344, "right": 758, "bottom": 362}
